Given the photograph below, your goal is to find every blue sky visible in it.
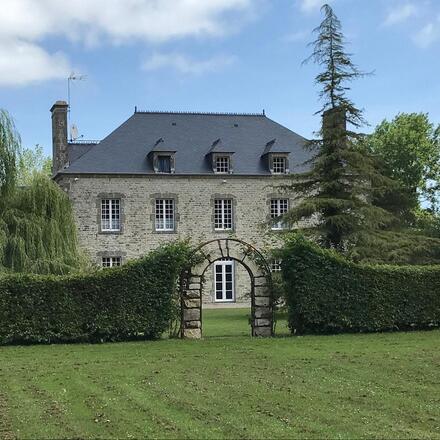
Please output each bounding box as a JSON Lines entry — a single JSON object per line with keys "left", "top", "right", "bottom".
{"left": 0, "top": 0, "right": 439, "bottom": 156}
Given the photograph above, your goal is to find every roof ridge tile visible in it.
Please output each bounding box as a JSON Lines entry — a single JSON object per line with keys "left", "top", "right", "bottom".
{"left": 134, "top": 110, "right": 265, "bottom": 117}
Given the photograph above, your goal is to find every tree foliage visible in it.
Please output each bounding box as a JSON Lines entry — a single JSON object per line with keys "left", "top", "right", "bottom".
{"left": 0, "top": 109, "right": 83, "bottom": 275}
{"left": 0, "top": 109, "right": 21, "bottom": 200}
{"left": 17, "top": 144, "right": 52, "bottom": 186}
{"left": 285, "top": 4, "right": 393, "bottom": 251}
{"left": 364, "top": 113, "right": 440, "bottom": 213}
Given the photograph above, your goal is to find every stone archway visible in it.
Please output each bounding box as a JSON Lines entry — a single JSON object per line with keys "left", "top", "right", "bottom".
{"left": 180, "top": 238, "right": 273, "bottom": 339}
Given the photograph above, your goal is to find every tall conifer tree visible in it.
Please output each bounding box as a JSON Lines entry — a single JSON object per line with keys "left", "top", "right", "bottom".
{"left": 285, "top": 4, "right": 393, "bottom": 251}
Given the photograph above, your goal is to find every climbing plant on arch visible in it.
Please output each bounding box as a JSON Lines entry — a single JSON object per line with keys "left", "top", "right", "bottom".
{"left": 179, "top": 238, "right": 274, "bottom": 338}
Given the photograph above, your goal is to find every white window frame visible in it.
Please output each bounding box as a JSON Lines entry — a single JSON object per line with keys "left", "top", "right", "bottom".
{"left": 214, "top": 259, "right": 235, "bottom": 302}
{"left": 270, "top": 259, "right": 282, "bottom": 272}
{"left": 272, "top": 156, "right": 287, "bottom": 174}
{"left": 271, "top": 199, "right": 289, "bottom": 230}
{"left": 155, "top": 198, "right": 175, "bottom": 231}
{"left": 101, "top": 199, "right": 121, "bottom": 232}
{"left": 214, "top": 199, "right": 233, "bottom": 231}
{"left": 102, "top": 256, "right": 122, "bottom": 268}
{"left": 215, "top": 156, "right": 230, "bottom": 174}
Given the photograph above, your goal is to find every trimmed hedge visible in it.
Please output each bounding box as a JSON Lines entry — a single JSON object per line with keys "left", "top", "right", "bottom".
{"left": 0, "top": 242, "right": 190, "bottom": 345}
{"left": 281, "top": 236, "right": 440, "bottom": 334}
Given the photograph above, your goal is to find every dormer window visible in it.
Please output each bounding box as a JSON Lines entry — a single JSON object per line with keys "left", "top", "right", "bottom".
{"left": 262, "top": 140, "right": 290, "bottom": 175}
{"left": 207, "top": 139, "right": 234, "bottom": 174}
{"left": 151, "top": 151, "right": 175, "bottom": 174}
{"left": 215, "top": 156, "right": 230, "bottom": 174}
{"left": 149, "top": 138, "right": 176, "bottom": 174}
{"left": 271, "top": 155, "right": 288, "bottom": 175}
{"left": 158, "top": 155, "right": 172, "bottom": 173}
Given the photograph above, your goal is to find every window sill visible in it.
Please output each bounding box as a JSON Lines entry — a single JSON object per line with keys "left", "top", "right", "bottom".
{"left": 154, "top": 230, "right": 177, "bottom": 234}
{"left": 99, "top": 230, "right": 123, "bottom": 235}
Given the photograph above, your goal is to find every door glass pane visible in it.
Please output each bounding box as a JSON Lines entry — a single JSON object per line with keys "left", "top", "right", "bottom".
{"left": 214, "top": 261, "right": 234, "bottom": 302}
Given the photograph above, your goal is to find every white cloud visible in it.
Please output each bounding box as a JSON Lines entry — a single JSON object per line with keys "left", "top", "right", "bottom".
{"left": 0, "top": 0, "right": 253, "bottom": 86}
{"left": 298, "top": 0, "right": 333, "bottom": 13}
{"left": 142, "top": 53, "right": 236, "bottom": 75}
{"left": 384, "top": 3, "right": 417, "bottom": 26}
{"left": 0, "top": 0, "right": 253, "bottom": 43}
{"left": 0, "top": 40, "right": 71, "bottom": 86}
{"left": 413, "top": 21, "right": 440, "bottom": 48}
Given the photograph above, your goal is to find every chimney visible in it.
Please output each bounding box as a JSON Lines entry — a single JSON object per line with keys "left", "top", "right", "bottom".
{"left": 50, "top": 100, "right": 69, "bottom": 174}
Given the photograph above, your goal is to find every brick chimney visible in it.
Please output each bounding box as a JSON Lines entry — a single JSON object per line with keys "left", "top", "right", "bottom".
{"left": 50, "top": 101, "right": 69, "bottom": 174}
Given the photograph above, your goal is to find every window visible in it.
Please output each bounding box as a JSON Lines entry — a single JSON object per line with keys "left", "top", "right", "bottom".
{"left": 272, "top": 156, "right": 287, "bottom": 174}
{"left": 157, "top": 155, "right": 171, "bottom": 173}
{"left": 214, "top": 199, "right": 233, "bottom": 230}
{"left": 270, "top": 259, "right": 282, "bottom": 272}
{"left": 155, "top": 199, "right": 175, "bottom": 231}
{"left": 101, "top": 199, "right": 120, "bottom": 231}
{"left": 102, "top": 257, "right": 122, "bottom": 268}
{"left": 271, "top": 199, "right": 289, "bottom": 230}
{"left": 215, "top": 156, "right": 230, "bottom": 173}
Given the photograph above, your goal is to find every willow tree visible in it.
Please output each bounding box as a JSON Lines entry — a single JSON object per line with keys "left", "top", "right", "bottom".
{"left": 0, "top": 109, "right": 20, "bottom": 200}
{"left": 0, "top": 109, "right": 83, "bottom": 274}
{"left": 285, "top": 4, "right": 393, "bottom": 251}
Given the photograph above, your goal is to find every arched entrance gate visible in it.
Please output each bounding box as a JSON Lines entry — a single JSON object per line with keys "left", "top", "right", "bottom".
{"left": 180, "top": 238, "right": 274, "bottom": 339}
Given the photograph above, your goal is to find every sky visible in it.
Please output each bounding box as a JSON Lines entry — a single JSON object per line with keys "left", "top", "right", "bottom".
{"left": 0, "top": 0, "right": 439, "bottom": 156}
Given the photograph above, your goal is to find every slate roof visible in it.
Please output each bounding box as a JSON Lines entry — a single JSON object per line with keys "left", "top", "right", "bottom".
{"left": 67, "top": 142, "right": 97, "bottom": 164}
{"left": 61, "top": 111, "right": 310, "bottom": 176}
{"left": 208, "top": 138, "right": 235, "bottom": 154}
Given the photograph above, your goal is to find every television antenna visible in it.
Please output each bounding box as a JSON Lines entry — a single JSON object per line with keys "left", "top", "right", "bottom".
{"left": 67, "top": 72, "right": 87, "bottom": 133}
{"left": 70, "top": 124, "right": 79, "bottom": 141}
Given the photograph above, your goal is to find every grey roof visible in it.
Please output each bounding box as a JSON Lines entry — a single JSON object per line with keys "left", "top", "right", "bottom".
{"left": 208, "top": 138, "right": 235, "bottom": 154}
{"left": 262, "top": 138, "right": 292, "bottom": 156}
{"left": 68, "top": 142, "right": 97, "bottom": 164}
{"left": 62, "top": 111, "right": 310, "bottom": 175}
{"left": 150, "top": 137, "right": 177, "bottom": 153}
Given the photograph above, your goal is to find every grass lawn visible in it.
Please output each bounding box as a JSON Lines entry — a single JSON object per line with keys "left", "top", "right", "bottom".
{"left": 0, "top": 309, "right": 439, "bottom": 439}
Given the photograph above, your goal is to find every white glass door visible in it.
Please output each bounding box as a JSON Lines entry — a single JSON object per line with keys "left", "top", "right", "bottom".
{"left": 214, "top": 260, "right": 235, "bottom": 302}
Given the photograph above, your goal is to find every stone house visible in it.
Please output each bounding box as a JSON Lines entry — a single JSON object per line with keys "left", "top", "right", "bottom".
{"left": 51, "top": 101, "right": 309, "bottom": 305}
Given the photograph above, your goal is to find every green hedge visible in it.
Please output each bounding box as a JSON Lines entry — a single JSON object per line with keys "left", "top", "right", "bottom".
{"left": 281, "top": 236, "right": 440, "bottom": 335}
{"left": 0, "top": 242, "right": 190, "bottom": 345}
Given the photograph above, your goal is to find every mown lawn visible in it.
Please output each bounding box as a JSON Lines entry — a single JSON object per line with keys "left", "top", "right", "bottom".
{"left": 0, "top": 309, "right": 439, "bottom": 439}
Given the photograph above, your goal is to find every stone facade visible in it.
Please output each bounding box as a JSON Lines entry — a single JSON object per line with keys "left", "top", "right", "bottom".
{"left": 57, "top": 174, "right": 292, "bottom": 303}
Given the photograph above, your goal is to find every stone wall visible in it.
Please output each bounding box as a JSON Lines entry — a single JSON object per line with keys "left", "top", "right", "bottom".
{"left": 58, "top": 174, "right": 293, "bottom": 303}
